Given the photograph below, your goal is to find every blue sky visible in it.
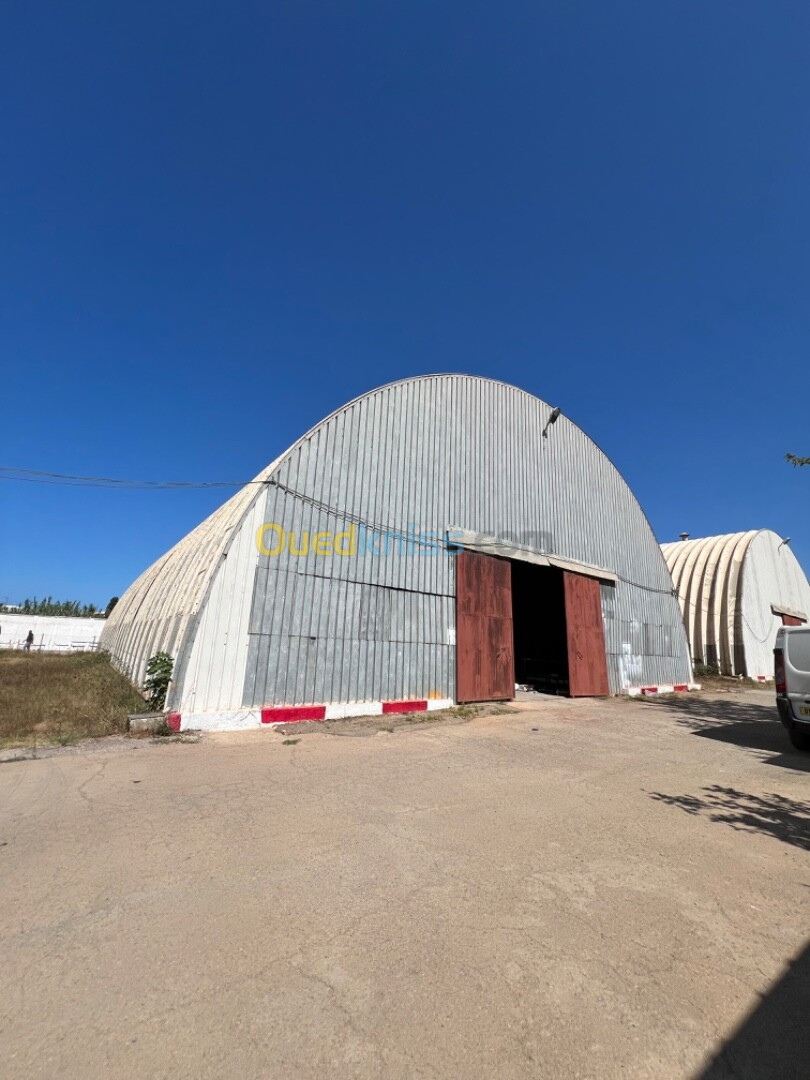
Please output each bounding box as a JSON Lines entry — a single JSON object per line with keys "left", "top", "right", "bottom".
{"left": 2, "top": 1, "right": 809, "bottom": 605}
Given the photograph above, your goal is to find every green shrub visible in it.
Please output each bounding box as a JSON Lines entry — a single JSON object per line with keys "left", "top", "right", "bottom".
{"left": 693, "top": 663, "right": 720, "bottom": 678}
{"left": 144, "top": 652, "right": 174, "bottom": 711}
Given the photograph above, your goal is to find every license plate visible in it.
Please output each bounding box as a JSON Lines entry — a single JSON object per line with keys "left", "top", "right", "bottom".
{"left": 800, "top": 706, "right": 810, "bottom": 717}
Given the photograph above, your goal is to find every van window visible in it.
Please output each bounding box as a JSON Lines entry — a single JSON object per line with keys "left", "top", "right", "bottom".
{"left": 786, "top": 630, "right": 810, "bottom": 672}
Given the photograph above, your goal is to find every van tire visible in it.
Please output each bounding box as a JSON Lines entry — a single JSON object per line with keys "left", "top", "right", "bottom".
{"left": 788, "top": 727, "right": 810, "bottom": 751}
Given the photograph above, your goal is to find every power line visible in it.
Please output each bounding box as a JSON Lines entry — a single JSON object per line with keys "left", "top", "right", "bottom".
{"left": 1, "top": 466, "right": 683, "bottom": 597}
{"left": 615, "top": 574, "right": 675, "bottom": 596}
{"left": 265, "top": 478, "right": 448, "bottom": 553}
{"left": 0, "top": 466, "right": 267, "bottom": 490}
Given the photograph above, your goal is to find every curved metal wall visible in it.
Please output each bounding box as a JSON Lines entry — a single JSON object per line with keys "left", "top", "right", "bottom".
{"left": 103, "top": 375, "right": 692, "bottom": 710}
{"left": 662, "top": 530, "right": 810, "bottom": 677}
{"left": 100, "top": 454, "right": 283, "bottom": 689}
{"left": 739, "top": 531, "right": 810, "bottom": 677}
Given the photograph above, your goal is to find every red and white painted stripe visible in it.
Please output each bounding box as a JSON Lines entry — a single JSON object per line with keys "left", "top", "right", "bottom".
{"left": 626, "top": 683, "right": 701, "bottom": 698}
{"left": 168, "top": 685, "right": 708, "bottom": 730}
{"left": 262, "top": 698, "right": 446, "bottom": 723}
{"left": 173, "top": 698, "right": 454, "bottom": 732}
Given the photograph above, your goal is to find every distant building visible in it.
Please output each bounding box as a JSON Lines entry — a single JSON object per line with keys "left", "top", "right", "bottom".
{"left": 0, "top": 614, "right": 106, "bottom": 652}
{"left": 103, "top": 376, "right": 692, "bottom": 730}
{"left": 661, "top": 531, "right": 810, "bottom": 679}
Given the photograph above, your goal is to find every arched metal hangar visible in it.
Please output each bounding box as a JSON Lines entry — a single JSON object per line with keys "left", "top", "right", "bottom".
{"left": 102, "top": 375, "right": 692, "bottom": 729}
{"left": 661, "top": 530, "right": 810, "bottom": 680}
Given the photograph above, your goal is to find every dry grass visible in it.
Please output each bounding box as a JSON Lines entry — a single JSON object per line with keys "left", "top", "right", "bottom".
{"left": 0, "top": 650, "right": 145, "bottom": 747}
{"left": 696, "top": 673, "right": 774, "bottom": 693}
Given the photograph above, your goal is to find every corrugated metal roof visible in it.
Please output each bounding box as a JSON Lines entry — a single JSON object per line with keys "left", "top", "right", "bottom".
{"left": 103, "top": 375, "right": 693, "bottom": 708}
{"left": 662, "top": 530, "right": 810, "bottom": 676}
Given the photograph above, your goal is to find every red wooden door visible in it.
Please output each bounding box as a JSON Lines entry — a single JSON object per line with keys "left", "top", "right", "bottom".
{"left": 456, "top": 550, "right": 515, "bottom": 702}
{"left": 563, "top": 571, "right": 610, "bottom": 697}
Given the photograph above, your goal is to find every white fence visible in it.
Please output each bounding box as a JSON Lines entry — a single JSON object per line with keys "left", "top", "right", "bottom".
{"left": 0, "top": 613, "right": 107, "bottom": 653}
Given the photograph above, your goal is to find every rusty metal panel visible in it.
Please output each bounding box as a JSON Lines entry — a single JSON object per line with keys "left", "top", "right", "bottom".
{"left": 456, "top": 550, "right": 514, "bottom": 702}
{"left": 563, "top": 572, "right": 609, "bottom": 697}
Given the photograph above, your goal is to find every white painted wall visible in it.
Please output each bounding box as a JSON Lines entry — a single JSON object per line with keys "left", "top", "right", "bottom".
{"left": 177, "top": 495, "right": 266, "bottom": 712}
{"left": 0, "top": 613, "right": 106, "bottom": 652}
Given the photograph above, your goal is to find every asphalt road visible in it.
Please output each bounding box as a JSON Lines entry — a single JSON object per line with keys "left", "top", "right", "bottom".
{"left": 1, "top": 689, "right": 808, "bottom": 1079}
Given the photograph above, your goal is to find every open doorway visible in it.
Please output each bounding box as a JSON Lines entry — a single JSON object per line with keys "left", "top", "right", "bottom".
{"left": 455, "top": 549, "right": 610, "bottom": 701}
{"left": 511, "top": 561, "right": 570, "bottom": 694}
{"left": 512, "top": 560, "right": 610, "bottom": 697}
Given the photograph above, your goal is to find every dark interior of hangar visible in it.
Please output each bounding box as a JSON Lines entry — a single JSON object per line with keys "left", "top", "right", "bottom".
{"left": 511, "top": 561, "right": 570, "bottom": 695}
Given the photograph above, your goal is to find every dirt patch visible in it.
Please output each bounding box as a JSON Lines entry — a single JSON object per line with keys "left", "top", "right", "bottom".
{"left": 631, "top": 682, "right": 775, "bottom": 709}
{"left": 696, "top": 674, "right": 774, "bottom": 693}
{"left": 0, "top": 704, "right": 516, "bottom": 760}
{"left": 0, "top": 730, "right": 202, "bottom": 763}
{"left": 2, "top": 689, "right": 807, "bottom": 1080}
{"left": 273, "top": 703, "right": 516, "bottom": 738}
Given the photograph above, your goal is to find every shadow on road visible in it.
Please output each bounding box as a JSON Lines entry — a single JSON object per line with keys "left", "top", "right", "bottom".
{"left": 649, "top": 785, "right": 810, "bottom": 851}
{"left": 694, "top": 940, "right": 810, "bottom": 1079}
{"left": 650, "top": 693, "right": 810, "bottom": 773}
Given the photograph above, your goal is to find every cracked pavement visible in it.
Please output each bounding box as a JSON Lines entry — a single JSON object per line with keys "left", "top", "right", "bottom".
{"left": 1, "top": 690, "right": 808, "bottom": 1079}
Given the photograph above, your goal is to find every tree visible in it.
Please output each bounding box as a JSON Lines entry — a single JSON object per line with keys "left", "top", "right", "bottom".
{"left": 105, "top": 596, "right": 119, "bottom": 617}
{"left": 786, "top": 453, "right": 810, "bottom": 467}
{"left": 4, "top": 597, "right": 108, "bottom": 617}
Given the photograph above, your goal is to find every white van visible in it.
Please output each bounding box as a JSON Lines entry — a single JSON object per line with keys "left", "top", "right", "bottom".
{"left": 774, "top": 626, "right": 810, "bottom": 751}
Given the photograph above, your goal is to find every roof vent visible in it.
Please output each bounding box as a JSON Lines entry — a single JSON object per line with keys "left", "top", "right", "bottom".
{"left": 679, "top": 533, "right": 690, "bottom": 541}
